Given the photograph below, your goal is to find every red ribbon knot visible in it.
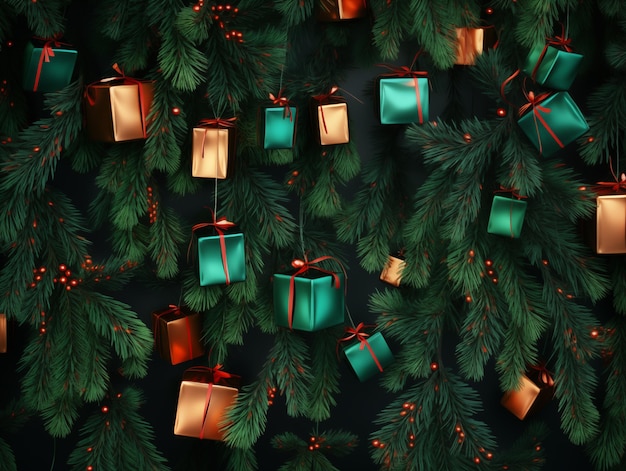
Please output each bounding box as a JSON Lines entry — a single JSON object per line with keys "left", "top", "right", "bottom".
{"left": 269, "top": 91, "right": 293, "bottom": 121}
{"left": 189, "top": 216, "right": 236, "bottom": 285}
{"left": 32, "top": 35, "right": 70, "bottom": 92}
{"left": 378, "top": 64, "right": 428, "bottom": 124}
{"left": 530, "top": 362, "right": 554, "bottom": 387}
{"left": 339, "top": 323, "right": 384, "bottom": 372}
{"left": 518, "top": 90, "right": 564, "bottom": 154}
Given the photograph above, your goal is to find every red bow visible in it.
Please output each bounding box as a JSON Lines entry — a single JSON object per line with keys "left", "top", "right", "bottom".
{"left": 269, "top": 91, "right": 293, "bottom": 121}
{"left": 594, "top": 173, "right": 626, "bottom": 193}
{"left": 494, "top": 185, "right": 527, "bottom": 200}
{"left": 32, "top": 36, "right": 70, "bottom": 92}
{"left": 312, "top": 86, "right": 343, "bottom": 135}
{"left": 338, "top": 323, "right": 384, "bottom": 372}
{"left": 531, "top": 25, "right": 573, "bottom": 81}
{"left": 188, "top": 215, "right": 237, "bottom": 285}
{"left": 518, "top": 90, "right": 564, "bottom": 155}
{"left": 530, "top": 362, "right": 554, "bottom": 387}
{"left": 198, "top": 117, "right": 237, "bottom": 128}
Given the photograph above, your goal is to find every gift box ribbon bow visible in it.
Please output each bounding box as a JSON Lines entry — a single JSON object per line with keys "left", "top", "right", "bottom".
{"left": 338, "top": 323, "right": 384, "bottom": 372}
{"left": 197, "top": 117, "right": 237, "bottom": 166}
{"left": 286, "top": 255, "right": 346, "bottom": 330}
{"left": 530, "top": 362, "right": 554, "bottom": 387}
{"left": 153, "top": 304, "right": 196, "bottom": 360}
{"left": 188, "top": 216, "right": 237, "bottom": 285}
{"left": 269, "top": 91, "right": 294, "bottom": 121}
{"left": 531, "top": 25, "right": 573, "bottom": 81}
{"left": 518, "top": 90, "right": 564, "bottom": 155}
{"left": 593, "top": 172, "right": 626, "bottom": 194}
{"left": 378, "top": 64, "right": 428, "bottom": 124}
{"left": 33, "top": 35, "right": 71, "bottom": 92}
{"left": 312, "top": 86, "right": 342, "bottom": 135}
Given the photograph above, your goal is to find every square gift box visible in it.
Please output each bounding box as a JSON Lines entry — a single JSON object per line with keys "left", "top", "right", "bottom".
{"left": 259, "top": 106, "right": 297, "bottom": 149}
{"left": 152, "top": 306, "right": 204, "bottom": 365}
{"left": 193, "top": 223, "right": 246, "bottom": 286}
{"left": 311, "top": 98, "right": 350, "bottom": 146}
{"left": 487, "top": 195, "right": 527, "bottom": 238}
{"left": 378, "top": 76, "right": 429, "bottom": 125}
{"left": 593, "top": 194, "right": 626, "bottom": 254}
{"left": 316, "top": 0, "right": 367, "bottom": 21}
{"left": 192, "top": 121, "right": 236, "bottom": 178}
{"left": 22, "top": 40, "right": 77, "bottom": 92}
{"left": 522, "top": 44, "right": 583, "bottom": 91}
{"left": 454, "top": 27, "right": 497, "bottom": 66}
{"left": 343, "top": 331, "right": 394, "bottom": 382}
{"left": 501, "top": 369, "right": 554, "bottom": 420}
{"left": 379, "top": 255, "right": 405, "bottom": 287}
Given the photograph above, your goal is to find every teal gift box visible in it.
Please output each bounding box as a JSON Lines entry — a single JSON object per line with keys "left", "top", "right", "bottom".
{"left": 487, "top": 195, "right": 527, "bottom": 238}
{"left": 260, "top": 106, "right": 297, "bottom": 149}
{"left": 22, "top": 41, "right": 77, "bottom": 93}
{"left": 517, "top": 91, "right": 588, "bottom": 157}
{"left": 343, "top": 331, "right": 394, "bottom": 382}
{"left": 273, "top": 270, "right": 345, "bottom": 331}
{"left": 378, "top": 76, "right": 429, "bottom": 125}
{"left": 194, "top": 224, "right": 246, "bottom": 286}
{"left": 522, "top": 44, "right": 583, "bottom": 91}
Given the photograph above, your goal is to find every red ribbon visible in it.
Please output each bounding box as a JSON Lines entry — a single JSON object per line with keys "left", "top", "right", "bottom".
{"left": 378, "top": 64, "right": 428, "bottom": 124}
{"left": 190, "top": 216, "right": 236, "bottom": 285}
{"left": 494, "top": 186, "right": 527, "bottom": 238}
{"left": 518, "top": 90, "right": 564, "bottom": 155}
{"left": 269, "top": 91, "right": 293, "bottom": 121}
{"left": 153, "top": 305, "right": 195, "bottom": 361}
{"left": 338, "top": 323, "right": 384, "bottom": 372}
{"left": 531, "top": 26, "right": 573, "bottom": 82}
{"left": 286, "top": 255, "right": 346, "bottom": 330}
{"left": 32, "top": 37, "right": 70, "bottom": 92}
{"left": 530, "top": 362, "right": 554, "bottom": 387}
{"left": 312, "top": 86, "right": 342, "bottom": 135}
{"left": 197, "top": 117, "right": 236, "bottom": 165}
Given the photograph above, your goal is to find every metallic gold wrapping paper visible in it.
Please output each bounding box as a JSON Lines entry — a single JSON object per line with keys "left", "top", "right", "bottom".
{"left": 454, "top": 27, "right": 497, "bottom": 66}
{"left": 501, "top": 373, "right": 554, "bottom": 420}
{"left": 192, "top": 127, "right": 231, "bottom": 179}
{"left": 316, "top": 103, "right": 349, "bottom": 145}
{"left": 174, "top": 381, "right": 238, "bottom": 440}
{"left": 379, "top": 255, "right": 405, "bottom": 287}
{"left": 152, "top": 307, "right": 204, "bottom": 365}
{"left": 316, "top": 0, "right": 367, "bottom": 21}
{"left": 85, "top": 80, "right": 154, "bottom": 142}
{"left": 0, "top": 313, "right": 6, "bottom": 353}
{"left": 596, "top": 195, "right": 626, "bottom": 254}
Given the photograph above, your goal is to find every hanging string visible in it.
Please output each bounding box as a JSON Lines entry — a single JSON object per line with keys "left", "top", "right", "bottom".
{"left": 564, "top": 4, "right": 570, "bottom": 39}
{"left": 298, "top": 200, "right": 306, "bottom": 259}
{"left": 616, "top": 127, "right": 620, "bottom": 179}
{"left": 49, "top": 437, "right": 56, "bottom": 471}
{"left": 345, "top": 305, "right": 356, "bottom": 328}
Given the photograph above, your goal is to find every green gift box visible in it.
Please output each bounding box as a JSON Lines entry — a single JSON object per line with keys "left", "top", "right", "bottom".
{"left": 517, "top": 91, "right": 588, "bottom": 157}
{"left": 343, "top": 331, "right": 394, "bottom": 382}
{"left": 260, "top": 106, "right": 297, "bottom": 149}
{"left": 22, "top": 40, "right": 77, "bottom": 93}
{"left": 487, "top": 195, "right": 527, "bottom": 238}
{"left": 273, "top": 270, "right": 345, "bottom": 331}
{"left": 522, "top": 44, "right": 583, "bottom": 91}
{"left": 194, "top": 223, "right": 246, "bottom": 286}
{"left": 378, "top": 76, "right": 429, "bottom": 125}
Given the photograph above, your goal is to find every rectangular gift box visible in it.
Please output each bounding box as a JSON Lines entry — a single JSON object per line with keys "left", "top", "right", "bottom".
{"left": 194, "top": 225, "right": 246, "bottom": 286}
{"left": 152, "top": 306, "right": 204, "bottom": 365}
{"left": 273, "top": 270, "right": 345, "bottom": 331}
{"left": 501, "top": 370, "right": 554, "bottom": 420}
{"left": 316, "top": 0, "right": 367, "bottom": 21}
{"left": 344, "top": 331, "right": 394, "bottom": 382}
{"left": 84, "top": 79, "right": 154, "bottom": 142}
{"left": 22, "top": 41, "right": 77, "bottom": 92}
{"left": 192, "top": 125, "right": 236, "bottom": 178}
{"left": 454, "top": 27, "right": 497, "bottom": 66}
{"left": 522, "top": 45, "right": 583, "bottom": 91}
{"left": 379, "top": 255, "right": 405, "bottom": 286}
{"left": 378, "top": 76, "right": 429, "bottom": 125}
{"left": 0, "top": 313, "right": 6, "bottom": 353}
{"left": 174, "top": 368, "right": 240, "bottom": 440}
{"left": 517, "top": 91, "right": 588, "bottom": 157}
{"left": 487, "top": 195, "right": 527, "bottom": 238}
{"left": 260, "top": 106, "right": 297, "bottom": 149}
{"left": 313, "top": 101, "right": 350, "bottom": 145}
{"left": 593, "top": 194, "right": 626, "bottom": 254}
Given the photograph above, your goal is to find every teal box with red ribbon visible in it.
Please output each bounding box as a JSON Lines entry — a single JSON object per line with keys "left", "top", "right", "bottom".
{"left": 273, "top": 269, "right": 345, "bottom": 332}
{"left": 522, "top": 44, "right": 583, "bottom": 91}
{"left": 487, "top": 195, "right": 527, "bottom": 238}
{"left": 260, "top": 106, "right": 297, "bottom": 149}
{"left": 22, "top": 40, "right": 77, "bottom": 93}
{"left": 517, "top": 91, "right": 588, "bottom": 157}
{"left": 193, "top": 221, "right": 246, "bottom": 286}
{"left": 342, "top": 328, "right": 393, "bottom": 382}
{"left": 377, "top": 75, "right": 429, "bottom": 125}
{"left": 152, "top": 305, "right": 204, "bottom": 365}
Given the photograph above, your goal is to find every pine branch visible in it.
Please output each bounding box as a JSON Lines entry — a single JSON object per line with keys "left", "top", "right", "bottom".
{"left": 5, "top": 0, "right": 69, "bottom": 38}
{"left": 306, "top": 328, "right": 342, "bottom": 421}
{"left": 274, "top": 0, "right": 314, "bottom": 26}
{"left": 202, "top": 298, "right": 255, "bottom": 363}
{"left": 182, "top": 267, "right": 225, "bottom": 312}
{"left": 0, "top": 437, "right": 16, "bottom": 471}
{"left": 147, "top": 205, "right": 185, "bottom": 279}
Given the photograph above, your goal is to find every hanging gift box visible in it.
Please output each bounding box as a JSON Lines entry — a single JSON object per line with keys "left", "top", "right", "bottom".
{"left": 593, "top": 193, "right": 626, "bottom": 254}
{"left": 316, "top": 0, "right": 367, "bottom": 21}
{"left": 522, "top": 34, "right": 583, "bottom": 90}
{"left": 377, "top": 67, "right": 429, "bottom": 125}
{"left": 311, "top": 87, "right": 350, "bottom": 145}
{"left": 22, "top": 39, "right": 78, "bottom": 93}
{"left": 517, "top": 91, "right": 588, "bottom": 157}
{"left": 0, "top": 313, "right": 6, "bottom": 353}
{"left": 152, "top": 305, "right": 204, "bottom": 365}
{"left": 454, "top": 27, "right": 498, "bottom": 66}
{"left": 501, "top": 365, "right": 554, "bottom": 420}
{"left": 174, "top": 366, "right": 240, "bottom": 440}
{"left": 84, "top": 66, "right": 154, "bottom": 142}
{"left": 487, "top": 194, "right": 527, "bottom": 238}
{"left": 192, "top": 118, "right": 237, "bottom": 178}
{"left": 379, "top": 254, "right": 405, "bottom": 287}
{"left": 341, "top": 324, "right": 394, "bottom": 382}
{"left": 191, "top": 219, "right": 246, "bottom": 286}
{"left": 259, "top": 92, "right": 297, "bottom": 149}
{"left": 273, "top": 258, "right": 346, "bottom": 332}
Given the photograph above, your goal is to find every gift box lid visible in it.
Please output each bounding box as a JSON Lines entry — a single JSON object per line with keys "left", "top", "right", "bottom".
{"left": 182, "top": 366, "right": 241, "bottom": 389}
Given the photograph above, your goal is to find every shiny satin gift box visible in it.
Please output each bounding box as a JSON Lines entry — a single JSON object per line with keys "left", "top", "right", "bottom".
{"left": 174, "top": 366, "right": 240, "bottom": 440}
{"left": 522, "top": 44, "right": 583, "bottom": 91}
{"left": 23, "top": 40, "right": 77, "bottom": 93}
{"left": 487, "top": 195, "right": 527, "bottom": 238}
{"left": 193, "top": 223, "right": 246, "bottom": 286}
{"left": 343, "top": 330, "right": 394, "bottom": 382}
{"left": 316, "top": 0, "right": 367, "bottom": 21}
{"left": 379, "top": 255, "right": 405, "bottom": 287}
{"left": 273, "top": 270, "right": 345, "bottom": 331}
{"left": 84, "top": 78, "right": 154, "bottom": 142}
{"left": 152, "top": 305, "right": 204, "bottom": 365}
{"left": 593, "top": 194, "right": 626, "bottom": 254}
{"left": 454, "top": 27, "right": 497, "bottom": 66}
{"left": 517, "top": 91, "right": 588, "bottom": 157}
{"left": 501, "top": 369, "right": 554, "bottom": 420}
{"left": 378, "top": 75, "right": 429, "bottom": 125}
{"left": 192, "top": 120, "right": 236, "bottom": 178}
{"left": 260, "top": 106, "right": 297, "bottom": 149}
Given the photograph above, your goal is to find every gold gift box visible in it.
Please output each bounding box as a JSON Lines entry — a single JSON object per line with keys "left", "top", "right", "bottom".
{"left": 316, "top": 0, "right": 367, "bottom": 21}
{"left": 501, "top": 372, "right": 554, "bottom": 420}
{"left": 84, "top": 79, "right": 154, "bottom": 142}
{"left": 174, "top": 370, "right": 239, "bottom": 440}
{"left": 595, "top": 194, "right": 626, "bottom": 254}
{"left": 454, "top": 27, "right": 497, "bottom": 66}
{"left": 315, "top": 102, "right": 349, "bottom": 145}
{"left": 380, "top": 255, "right": 405, "bottom": 287}
{"left": 0, "top": 313, "right": 6, "bottom": 353}
{"left": 191, "top": 127, "right": 234, "bottom": 179}
{"left": 152, "top": 306, "right": 204, "bottom": 365}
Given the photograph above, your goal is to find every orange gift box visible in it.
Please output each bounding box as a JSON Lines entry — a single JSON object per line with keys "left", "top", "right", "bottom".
{"left": 191, "top": 120, "right": 236, "bottom": 179}
{"left": 501, "top": 368, "right": 554, "bottom": 420}
{"left": 0, "top": 313, "right": 6, "bottom": 353}
{"left": 379, "top": 255, "right": 405, "bottom": 287}
{"left": 152, "top": 306, "right": 204, "bottom": 365}
{"left": 316, "top": 0, "right": 367, "bottom": 21}
{"left": 594, "top": 194, "right": 626, "bottom": 254}
{"left": 454, "top": 27, "right": 497, "bottom": 66}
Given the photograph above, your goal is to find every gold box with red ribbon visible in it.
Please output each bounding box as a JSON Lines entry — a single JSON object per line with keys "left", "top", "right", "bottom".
{"left": 501, "top": 366, "right": 554, "bottom": 420}
{"left": 341, "top": 325, "right": 394, "bottom": 382}
{"left": 84, "top": 73, "right": 154, "bottom": 142}
{"left": 379, "top": 255, "right": 405, "bottom": 287}
{"left": 0, "top": 313, "right": 7, "bottom": 353}
{"left": 311, "top": 87, "right": 350, "bottom": 145}
{"left": 174, "top": 366, "right": 240, "bottom": 440}
{"left": 592, "top": 193, "right": 626, "bottom": 254}
{"left": 192, "top": 118, "right": 237, "bottom": 179}
{"left": 454, "top": 27, "right": 498, "bottom": 66}
{"left": 152, "top": 305, "right": 204, "bottom": 365}
{"left": 316, "top": 0, "right": 367, "bottom": 21}
{"left": 22, "top": 40, "right": 77, "bottom": 93}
